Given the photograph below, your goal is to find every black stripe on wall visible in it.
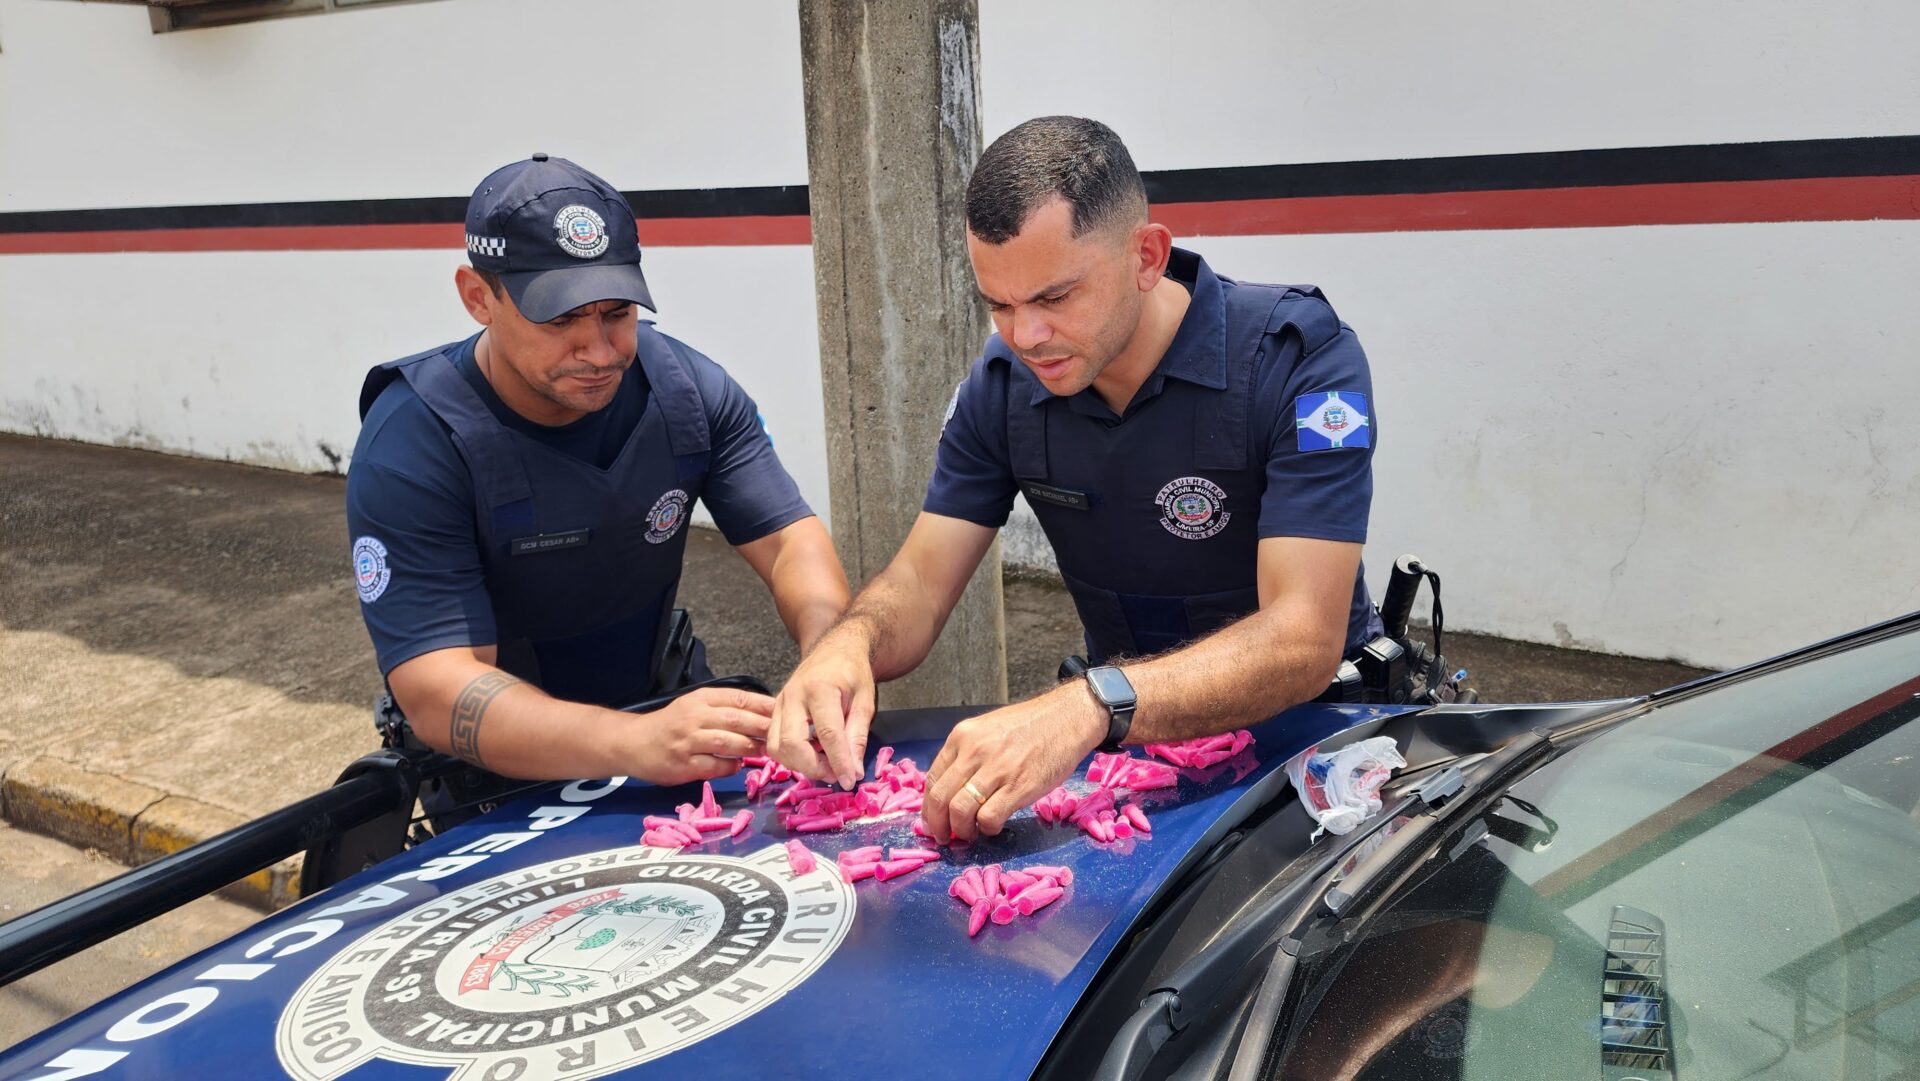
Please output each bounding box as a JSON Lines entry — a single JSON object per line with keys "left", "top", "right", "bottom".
{"left": 3, "top": 135, "right": 1916, "bottom": 235}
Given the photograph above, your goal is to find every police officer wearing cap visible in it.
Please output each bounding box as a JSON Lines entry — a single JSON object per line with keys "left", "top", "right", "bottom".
{"left": 348, "top": 155, "right": 849, "bottom": 788}
{"left": 770, "top": 117, "right": 1382, "bottom": 840}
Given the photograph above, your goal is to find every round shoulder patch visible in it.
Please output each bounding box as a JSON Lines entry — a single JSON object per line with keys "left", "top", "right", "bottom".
{"left": 275, "top": 844, "right": 855, "bottom": 1080}
{"left": 352, "top": 536, "right": 391, "bottom": 603}
{"left": 939, "top": 379, "right": 964, "bottom": 436}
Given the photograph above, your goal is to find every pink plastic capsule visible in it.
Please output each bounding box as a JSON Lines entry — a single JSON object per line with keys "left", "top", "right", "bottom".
{"left": 990, "top": 903, "right": 1018, "bottom": 926}
{"left": 691, "top": 816, "right": 737, "bottom": 832}
{"left": 982, "top": 864, "right": 1002, "bottom": 901}
{"left": 873, "top": 746, "right": 895, "bottom": 774}
{"left": 1123, "top": 804, "right": 1152, "bottom": 833}
{"left": 675, "top": 802, "right": 697, "bottom": 820}
{"left": 888, "top": 847, "right": 940, "bottom": 863}
{"left": 968, "top": 899, "right": 991, "bottom": 937}
{"left": 698, "top": 782, "right": 721, "bottom": 820}
{"left": 841, "top": 860, "right": 879, "bottom": 882}
{"left": 1113, "top": 818, "right": 1134, "bottom": 840}
{"left": 785, "top": 839, "right": 818, "bottom": 875}
{"left": 641, "top": 828, "right": 683, "bottom": 848}
{"left": 643, "top": 815, "right": 684, "bottom": 830}
{"left": 1014, "top": 885, "right": 1065, "bottom": 916}
{"left": 1000, "top": 870, "right": 1037, "bottom": 894}
{"left": 959, "top": 864, "right": 986, "bottom": 894}
{"left": 1024, "top": 864, "right": 1073, "bottom": 886}
{"left": 670, "top": 821, "right": 706, "bottom": 844}
{"left": 843, "top": 845, "right": 884, "bottom": 863}
{"left": 729, "top": 809, "right": 754, "bottom": 837}
{"left": 790, "top": 816, "right": 842, "bottom": 833}
{"left": 1004, "top": 877, "right": 1043, "bottom": 905}
{"left": 875, "top": 858, "right": 925, "bottom": 881}
{"left": 950, "top": 876, "right": 983, "bottom": 905}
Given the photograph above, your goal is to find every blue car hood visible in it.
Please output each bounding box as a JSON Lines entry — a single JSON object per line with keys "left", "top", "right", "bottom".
{"left": 1, "top": 704, "right": 1406, "bottom": 1080}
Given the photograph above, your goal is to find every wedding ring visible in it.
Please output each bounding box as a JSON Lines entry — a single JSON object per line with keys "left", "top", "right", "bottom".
{"left": 962, "top": 781, "right": 987, "bottom": 804}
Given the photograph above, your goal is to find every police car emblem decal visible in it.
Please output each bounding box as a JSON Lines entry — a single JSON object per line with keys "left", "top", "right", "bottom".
{"left": 645, "top": 489, "right": 690, "bottom": 544}
{"left": 1294, "top": 391, "right": 1371, "bottom": 451}
{"left": 1156, "top": 476, "right": 1230, "bottom": 540}
{"left": 276, "top": 844, "right": 855, "bottom": 1080}
{"left": 352, "top": 536, "right": 390, "bottom": 603}
{"left": 553, "top": 205, "right": 610, "bottom": 259}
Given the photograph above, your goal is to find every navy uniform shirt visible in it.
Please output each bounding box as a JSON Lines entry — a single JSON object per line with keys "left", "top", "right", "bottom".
{"left": 347, "top": 330, "right": 812, "bottom": 677}
{"left": 925, "top": 248, "right": 1376, "bottom": 652}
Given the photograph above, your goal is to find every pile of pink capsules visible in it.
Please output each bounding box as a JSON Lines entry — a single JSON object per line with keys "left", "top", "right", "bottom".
{"left": 830, "top": 843, "right": 942, "bottom": 882}
{"left": 766, "top": 747, "right": 927, "bottom": 833}
{"left": 1030, "top": 751, "right": 1177, "bottom": 842}
{"left": 949, "top": 863, "right": 1072, "bottom": 936}
{"left": 1144, "top": 730, "right": 1256, "bottom": 769}
{"left": 639, "top": 781, "right": 752, "bottom": 849}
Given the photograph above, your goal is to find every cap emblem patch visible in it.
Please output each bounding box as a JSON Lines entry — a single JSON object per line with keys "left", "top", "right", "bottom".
{"left": 553, "top": 204, "right": 610, "bottom": 259}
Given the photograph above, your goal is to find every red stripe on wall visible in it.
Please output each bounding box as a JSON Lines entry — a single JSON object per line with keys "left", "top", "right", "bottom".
{"left": 1, "top": 177, "right": 1915, "bottom": 254}
{"left": 0, "top": 215, "right": 812, "bottom": 255}
{"left": 1155, "top": 174, "right": 1920, "bottom": 236}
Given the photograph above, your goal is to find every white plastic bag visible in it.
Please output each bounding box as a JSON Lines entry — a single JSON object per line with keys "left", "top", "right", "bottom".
{"left": 1285, "top": 736, "right": 1407, "bottom": 839}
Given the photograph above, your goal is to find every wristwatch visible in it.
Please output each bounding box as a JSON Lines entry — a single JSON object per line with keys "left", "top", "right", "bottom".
{"left": 1084, "top": 665, "right": 1138, "bottom": 753}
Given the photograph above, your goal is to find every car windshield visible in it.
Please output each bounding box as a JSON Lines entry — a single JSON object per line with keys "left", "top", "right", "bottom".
{"left": 1267, "top": 623, "right": 1920, "bottom": 1081}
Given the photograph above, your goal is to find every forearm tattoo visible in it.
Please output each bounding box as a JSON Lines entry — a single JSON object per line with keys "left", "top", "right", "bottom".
{"left": 449, "top": 671, "right": 519, "bottom": 767}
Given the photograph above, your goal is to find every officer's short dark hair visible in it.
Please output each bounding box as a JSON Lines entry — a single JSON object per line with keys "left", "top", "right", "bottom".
{"left": 473, "top": 267, "right": 507, "bottom": 298}
{"left": 965, "top": 116, "right": 1148, "bottom": 245}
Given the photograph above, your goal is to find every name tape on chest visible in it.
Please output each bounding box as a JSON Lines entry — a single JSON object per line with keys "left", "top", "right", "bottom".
{"left": 1022, "top": 482, "right": 1091, "bottom": 512}
{"left": 509, "top": 529, "right": 594, "bottom": 556}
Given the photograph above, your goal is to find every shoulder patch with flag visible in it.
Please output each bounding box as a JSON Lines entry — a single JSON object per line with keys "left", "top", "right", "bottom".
{"left": 1295, "top": 391, "right": 1371, "bottom": 451}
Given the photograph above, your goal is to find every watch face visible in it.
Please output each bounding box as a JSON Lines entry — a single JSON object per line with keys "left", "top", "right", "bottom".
{"left": 1087, "top": 666, "right": 1137, "bottom": 709}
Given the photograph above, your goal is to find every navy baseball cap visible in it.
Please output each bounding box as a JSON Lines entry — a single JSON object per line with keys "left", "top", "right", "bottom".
{"left": 463, "top": 154, "right": 655, "bottom": 322}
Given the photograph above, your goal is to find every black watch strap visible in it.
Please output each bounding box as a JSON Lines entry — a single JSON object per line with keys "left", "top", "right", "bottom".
{"left": 1098, "top": 702, "right": 1136, "bottom": 754}
{"left": 1084, "top": 666, "right": 1138, "bottom": 753}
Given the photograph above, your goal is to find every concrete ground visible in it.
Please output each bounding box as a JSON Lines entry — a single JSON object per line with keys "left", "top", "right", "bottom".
{"left": 0, "top": 432, "right": 1710, "bottom": 878}
{"left": 0, "top": 820, "right": 257, "bottom": 1053}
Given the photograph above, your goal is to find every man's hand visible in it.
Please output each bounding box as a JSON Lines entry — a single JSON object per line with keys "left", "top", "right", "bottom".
{"left": 768, "top": 622, "right": 878, "bottom": 789}
{"left": 923, "top": 682, "right": 1107, "bottom": 843}
{"left": 627, "top": 686, "right": 775, "bottom": 786}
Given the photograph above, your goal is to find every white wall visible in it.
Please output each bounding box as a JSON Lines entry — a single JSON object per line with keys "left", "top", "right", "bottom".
{"left": 0, "top": 0, "right": 831, "bottom": 525}
{"left": 4, "top": 0, "right": 1919, "bottom": 669}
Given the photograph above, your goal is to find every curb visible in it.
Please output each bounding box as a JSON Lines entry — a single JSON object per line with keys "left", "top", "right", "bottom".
{"left": 0, "top": 755, "right": 299, "bottom": 912}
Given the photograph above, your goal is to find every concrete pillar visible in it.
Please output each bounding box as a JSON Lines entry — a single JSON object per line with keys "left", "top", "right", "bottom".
{"left": 799, "top": 0, "right": 1008, "bottom": 708}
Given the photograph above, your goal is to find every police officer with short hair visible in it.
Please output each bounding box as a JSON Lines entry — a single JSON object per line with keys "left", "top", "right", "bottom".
{"left": 770, "top": 117, "right": 1381, "bottom": 840}
{"left": 349, "top": 155, "right": 849, "bottom": 788}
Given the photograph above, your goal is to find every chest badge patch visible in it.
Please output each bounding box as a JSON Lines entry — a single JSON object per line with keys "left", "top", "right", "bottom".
{"left": 1295, "top": 391, "right": 1371, "bottom": 451}
{"left": 276, "top": 844, "right": 855, "bottom": 1081}
{"left": 352, "top": 536, "right": 391, "bottom": 603}
{"left": 645, "top": 489, "right": 690, "bottom": 544}
{"left": 1156, "top": 476, "right": 1231, "bottom": 540}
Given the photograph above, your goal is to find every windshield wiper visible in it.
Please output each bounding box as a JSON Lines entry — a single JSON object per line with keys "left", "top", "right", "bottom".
{"left": 1093, "top": 732, "right": 1555, "bottom": 1081}
{"left": 1217, "top": 731, "right": 1557, "bottom": 1081}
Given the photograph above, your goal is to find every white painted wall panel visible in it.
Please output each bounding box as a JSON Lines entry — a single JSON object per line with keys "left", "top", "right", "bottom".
{"left": 0, "top": 245, "right": 831, "bottom": 526}
{"left": 0, "top": 0, "right": 809, "bottom": 209}
{"left": 977, "top": 0, "right": 1920, "bottom": 167}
